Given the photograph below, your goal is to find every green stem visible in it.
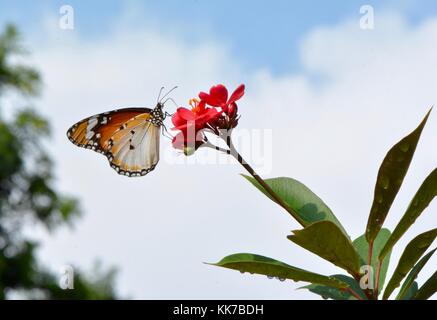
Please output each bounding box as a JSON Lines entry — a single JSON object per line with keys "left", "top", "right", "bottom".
{"left": 224, "top": 137, "right": 306, "bottom": 227}
{"left": 367, "top": 240, "right": 373, "bottom": 268}
{"left": 374, "top": 259, "right": 382, "bottom": 300}
{"left": 363, "top": 241, "right": 375, "bottom": 300}
{"left": 365, "top": 240, "right": 375, "bottom": 299}
{"left": 347, "top": 288, "right": 364, "bottom": 300}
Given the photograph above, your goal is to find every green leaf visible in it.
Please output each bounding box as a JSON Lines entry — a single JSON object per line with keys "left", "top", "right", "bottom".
{"left": 383, "top": 228, "right": 437, "bottom": 299}
{"left": 379, "top": 169, "right": 437, "bottom": 260}
{"left": 242, "top": 175, "right": 347, "bottom": 235}
{"left": 210, "top": 253, "right": 348, "bottom": 289}
{"left": 300, "top": 284, "right": 347, "bottom": 300}
{"left": 14, "top": 109, "right": 50, "bottom": 136}
{"left": 287, "top": 221, "right": 360, "bottom": 276}
{"left": 301, "top": 274, "right": 367, "bottom": 300}
{"left": 396, "top": 248, "right": 436, "bottom": 300}
{"left": 366, "top": 109, "right": 432, "bottom": 244}
{"left": 413, "top": 271, "right": 437, "bottom": 300}
{"left": 353, "top": 229, "right": 392, "bottom": 294}
{"left": 400, "top": 281, "right": 418, "bottom": 300}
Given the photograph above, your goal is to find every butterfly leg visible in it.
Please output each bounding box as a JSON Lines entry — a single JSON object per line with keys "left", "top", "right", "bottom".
{"left": 161, "top": 124, "right": 174, "bottom": 140}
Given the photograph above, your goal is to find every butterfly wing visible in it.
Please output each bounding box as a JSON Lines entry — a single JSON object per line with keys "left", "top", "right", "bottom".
{"left": 107, "top": 114, "right": 160, "bottom": 176}
{"left": 67, "top": 108, "right": 161, "bottom": 176}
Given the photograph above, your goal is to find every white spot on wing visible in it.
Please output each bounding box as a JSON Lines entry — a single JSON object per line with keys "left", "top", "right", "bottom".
{"left": 86, "top": 117, "right": 98, "bottom": 139}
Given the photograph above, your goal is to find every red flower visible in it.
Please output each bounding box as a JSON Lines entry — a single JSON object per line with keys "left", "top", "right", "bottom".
{"left": 172, "top": 99, "right": 219, "bottom": 132}
{"left": 171, "top": 99, "right": 219, "bottom": 154}
{"left": 171, "top": 84, "right": 246, "bottom": 155}
{"left": 199, "top": 84, "right": 245, "bottom": 113}
{"left": 171, "top": 130, "right": 205, "bottom": 155}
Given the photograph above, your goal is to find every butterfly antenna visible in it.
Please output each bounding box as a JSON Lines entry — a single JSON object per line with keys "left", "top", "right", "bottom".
{"left": 162, "top": 97, "right": 178, "bottom": 108}
{"left": 159, "top": 86, "right": 178, "bottom": 102}
{"left": 157, "top": 86, "right": 165, "bottom": 104}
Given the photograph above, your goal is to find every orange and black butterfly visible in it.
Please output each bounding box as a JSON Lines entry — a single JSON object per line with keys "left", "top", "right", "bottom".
{"left": 67, "top": 88, "right": 174, "bottom": 177}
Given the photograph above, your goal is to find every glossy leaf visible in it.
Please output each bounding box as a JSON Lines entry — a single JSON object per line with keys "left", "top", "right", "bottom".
{"left": 383, "top": 228, "right": 437, "bottom": 299}
{"left": 242, "top": 175, "right": 347, "bottom": 235}
{"left": 413, "top": 270, "right": 437, "bottom": 300}
{"left": 211, "top": 253, "right": 347, "bottom": 289}
{"left": 301, "top": 274, "right": 367, "bottom": 300}
{"left": 379, "top": 169, "right": 437, "bottom": 260}
{"left": 366, "top": 109, "right": 432, "bottom": 244}
{"left": 353, "top": 229, "right": 392, "bottom": 294}
{"left": 287, "top": 221, "right": 360, "bottom": 275}
{"left": 396, "top": 248, "right": 436, "bottom": 300}
{"left": 400, "top": 281, "right": 418, "bottom": 300}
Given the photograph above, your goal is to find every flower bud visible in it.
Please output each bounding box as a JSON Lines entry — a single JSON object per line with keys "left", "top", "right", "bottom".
{"left": 228, "top": 103, "right": 238, "bottom": 118}
{"left": 183, "top": 146, "right": 196, "bottom": 156}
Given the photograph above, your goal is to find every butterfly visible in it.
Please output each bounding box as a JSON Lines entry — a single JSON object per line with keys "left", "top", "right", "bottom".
{"left": 67, "top": 88, "right": 175, "bottom": 177}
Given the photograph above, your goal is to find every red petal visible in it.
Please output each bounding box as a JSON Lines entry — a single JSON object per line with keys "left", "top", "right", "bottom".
{"left": 177, "top": 107, "right": 195, "bottom": 120}
{"left": 171, "top": 120, "right": 195, "bottom": 133}
{"left": 172, "top": 112, "right": 184, "bottom": 127}
{"left": 209, "top": 84, "right": 228, "bottom": 105}
{"left": 198, "top": 91, "right": 210, "bottom": 101}
{"left": 228, "top": 84, "right": 245, "bottom": 104}
{"left": 228, "top": 102, "right": 238, "bottom": 118}
{"left": 197, "top": 100, "right": 206, "bottom": 113}
{"left": 198, "top": 91, "right": 219, "bottom": 107}
{"left": 200, "top": 84, "right": 228, "bottom": 107}
{"left": 199, "top": 108, "right": 220, "bottom": 125}
{"left": 172, "top": 107, "right": 195, "bottom": 127}
{"left": 172, "top": 132, "right": 185, "bottom": 149}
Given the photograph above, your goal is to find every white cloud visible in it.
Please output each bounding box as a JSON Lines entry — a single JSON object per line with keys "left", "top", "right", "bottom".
{"left": 27, "top": 11, "right": 437, "bottom": 299}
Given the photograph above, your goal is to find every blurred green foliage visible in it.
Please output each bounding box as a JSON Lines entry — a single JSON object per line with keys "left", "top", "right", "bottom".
{"left": 0, "top": 24, "right": 118, "bottom": 299}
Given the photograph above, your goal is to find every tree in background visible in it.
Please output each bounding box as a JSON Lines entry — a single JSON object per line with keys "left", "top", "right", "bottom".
{"left": 0, "top": 24, "right": 118, "bottom": 299}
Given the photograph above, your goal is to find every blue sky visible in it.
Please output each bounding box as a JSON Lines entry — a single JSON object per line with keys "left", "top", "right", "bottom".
{"left": 2, "top": 0, "right": 437, "bottom": 74}
{"left": 1, "top": 1, "right": 437, "bottom": 299}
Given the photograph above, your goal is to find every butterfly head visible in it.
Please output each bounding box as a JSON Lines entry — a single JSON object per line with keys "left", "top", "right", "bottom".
{"left": 153, "top": 86, "right": 178, "bottom": 126}
{"left": 150, "top": 102, "right": 165, "bottom": 126}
